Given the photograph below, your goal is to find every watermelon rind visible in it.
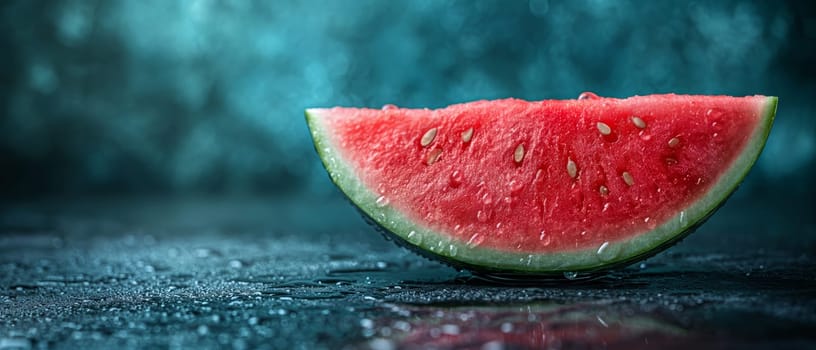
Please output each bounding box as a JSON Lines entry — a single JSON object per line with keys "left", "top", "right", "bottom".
{"left": 305, "top": 96, "right": 777, "bottom": 275}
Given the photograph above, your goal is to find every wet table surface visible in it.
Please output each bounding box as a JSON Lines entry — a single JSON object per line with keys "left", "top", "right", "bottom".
{"left": 1, "top": 196, "right": 814, "bottom": 349}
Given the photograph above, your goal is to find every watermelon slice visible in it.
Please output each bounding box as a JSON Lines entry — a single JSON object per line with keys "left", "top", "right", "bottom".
{"left": 306, "top": 94, "right": 777, "bottom": 276}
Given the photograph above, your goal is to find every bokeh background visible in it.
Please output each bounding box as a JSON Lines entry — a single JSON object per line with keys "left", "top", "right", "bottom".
{"left": 1, "top": 0, "right": 814, "bottom": 211}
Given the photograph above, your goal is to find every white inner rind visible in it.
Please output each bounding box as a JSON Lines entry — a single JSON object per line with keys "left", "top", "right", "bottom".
{"left": 305, "top": 97, "right": 777, "bottom": 273}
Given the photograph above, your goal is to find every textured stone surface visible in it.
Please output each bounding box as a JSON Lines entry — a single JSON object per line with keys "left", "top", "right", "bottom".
{"left": 1, "top": 197, "right": 814, "bottom": 349}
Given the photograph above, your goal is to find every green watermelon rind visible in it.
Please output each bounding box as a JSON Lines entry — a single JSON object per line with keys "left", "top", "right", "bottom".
{"left": 305, "top": 96, "right": 777, "bottom": 275}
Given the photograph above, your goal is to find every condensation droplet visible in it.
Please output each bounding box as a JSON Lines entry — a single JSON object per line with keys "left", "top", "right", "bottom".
{"left": 466, "top": 233, "right": 484, "bottom": 247}
{"left": 381, "top": 104, "right": 398, "bottom": 110}
{"left": 563, "top": 271, "right": 579, "bottom": 280}
{"left": 375, "top": 196, "right": 390, "bottom": 207}
{"left": 509, "top": 179, "right": 525, "bottom": 194}
{"left": 476, "top": 210, "right": 489, "bottom": 222}
{"left": 578, "top": 92, "right": 600, "bottom": 100}
{"left": 596, "top": 241, "right": 620, "bottom": 262}
{"left": 539, "top": 231, "right": 552, "bottom": 246}
{"left": 481, "top": 193, "right": 493, "bottom": 205}
{"left": 449, "top": 170, "right": 463, "bottom": 187}
{"left": 407, "top": 231, "right": 422, "bottom": 245}
{"left": 448, "top": 244, "right": 458, "bottom": 257}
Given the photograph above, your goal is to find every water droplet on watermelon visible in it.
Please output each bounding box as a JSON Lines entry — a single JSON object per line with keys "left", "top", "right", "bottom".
{"left": 481, "top": 193, "right": 493, "bottom": 205}
{"left": 377, "top": 183, "right": 387, "bottom": 194}
{"left": 407, "top": 231, "right": 422, "bottom": 245}
{"left": 534, "top": 169, "right": 544, "bottom": 182}
{"left": 525, "top": 254, "right": 534, "bottom": 266}
{"left": 679, "top": 211, "right": 686, "bottom": 226}
{"left": 706, "top": 108, "right": 722, "bottom": 118}
{"left": 639, "top": 131, "right": 652, "bottom": 141}
{"left": 596, "top": 241, "right": 620, "bottom": 262}
{"left": 448, "top": 245, "right": 458, "bottom": 257}
{"left": 449, "top": 170, "right": 463, "bottom": 187}
{"left": 578, "top": 92, "right": 600, "bottom": 100}
{"left": 509, "top": 179, "right": 524, "bottom": 193}
{"left": 563, "top": 271, "right": 579, "bottom": 280}
{"left": 539, "top": 231, "right": 552, "bottom": 246}
{"left": 476, "top": 210, "right": 489, "bottom": 222}
{"left": 466, "top": 233, "right": 484, "bottom": 247}
{"left": 375, "top": 196, "right": 390, "bottom": 207}
{"left": 381, "top": 104, "right": 398, "bottom": 110}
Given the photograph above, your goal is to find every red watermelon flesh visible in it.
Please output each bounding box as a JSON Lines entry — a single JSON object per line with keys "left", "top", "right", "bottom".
{"left": 306, "top": 94, "right": 776, "bottom": 273}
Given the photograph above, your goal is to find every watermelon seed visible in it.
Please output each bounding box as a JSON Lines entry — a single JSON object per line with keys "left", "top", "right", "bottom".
{"left": 578, "top": 92, "right": 600, "bottom": 100}
{"left": 461, "top": 128, "right": 474, "bottom": 143}
{"left": 631, "top": 116, "right": 647, "bottom": 129}
{"left": 599, "top": 185, "right": 609, "bottom": 196}
{"left": 514, "top": 144, "right": 525, "bottom": 163}
{"left": 622, "top": 172, "right": 634, "bottom": 186}
{"left": 668, "top": 137, "right": 680, "bottom": 148}
{"left": 566, "top": 158, "right": 578, "bottom": 179}
{"left": 563, "top": 271, "right": 579, "bottom": 280}
{"left": 427, "top": 148, "right": 443, "bottom": 165}
{"left": 420, "top": 128, "right": 438, "bottom": 147}
{"left": 596, "top": 122, "right": 612, "bottom": 135}
{"left": 375, "top": 196, "right": 390, "bottom": 207}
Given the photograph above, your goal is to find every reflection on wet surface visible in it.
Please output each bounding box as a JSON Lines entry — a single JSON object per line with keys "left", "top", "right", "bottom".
{"left": 358, "top": 302, "right": 690, "bottom": 349}
{"left": 0, "top": 198, "right": 814, "bottom": 349}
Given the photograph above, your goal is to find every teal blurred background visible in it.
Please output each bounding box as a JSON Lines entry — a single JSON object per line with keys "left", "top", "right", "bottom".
{"left": 0, "top": 0, "right": 814, "bottom": 207}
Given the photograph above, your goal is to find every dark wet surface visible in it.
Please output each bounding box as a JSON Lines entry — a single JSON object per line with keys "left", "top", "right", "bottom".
{"left": 1, "top": 197, "right": 814, "bottom": 349}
